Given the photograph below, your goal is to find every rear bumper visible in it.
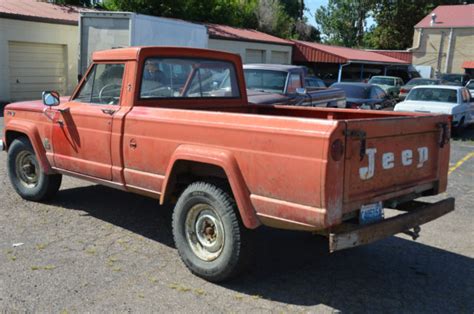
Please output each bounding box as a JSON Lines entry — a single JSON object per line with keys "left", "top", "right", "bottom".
{"left": 0, "top": 139, "right": 4, "bottom": 151}
{"left": 329, "top": 197, "right": 455, "bottom": 252}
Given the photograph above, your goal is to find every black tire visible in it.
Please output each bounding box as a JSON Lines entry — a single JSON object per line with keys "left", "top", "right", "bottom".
{"left": 172, "top": 181, "right": 253, "bottom": 282}
{"left": 7, "top": 137, "right": 62, "bottom": 201}
{"left": 453, "top": 117, "right": 465, "bottom": 136}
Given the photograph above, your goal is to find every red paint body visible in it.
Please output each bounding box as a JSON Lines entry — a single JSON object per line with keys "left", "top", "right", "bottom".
{"left": 2, "top": 47, "right": 451, "bottom": 232}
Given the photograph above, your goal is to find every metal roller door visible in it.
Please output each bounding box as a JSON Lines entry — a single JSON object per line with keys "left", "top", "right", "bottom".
{"left": 271, "top": 51, "right": 289, "bottom": 64}
{"left": 9, "top": 41, "right": 67, "bottom": 101}
{"left": 245, "top": 49, "right": 265, "bottom": 64}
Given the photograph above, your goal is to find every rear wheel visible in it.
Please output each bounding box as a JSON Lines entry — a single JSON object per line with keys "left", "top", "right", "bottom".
{"left": 7, "top": 137, "right": 62, "bottom": 201}
{"left": 172, "top": 181, "right": 252, "bottom": 282}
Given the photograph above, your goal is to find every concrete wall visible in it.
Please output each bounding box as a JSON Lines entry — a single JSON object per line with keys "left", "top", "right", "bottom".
{"left": 412, "top": 27, "right": 474, "bottom": 76}
{"left": 0, "top": 18, "right": 78, "bottom": 102}
{"left": 208, "top": 38, "right": 292, "bottom": 64}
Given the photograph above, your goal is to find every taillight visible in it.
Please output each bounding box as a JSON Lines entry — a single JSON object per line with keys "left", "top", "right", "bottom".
{"left": 331, "top": 139, "right": 344, "bottom": 161}
{"left": 400, "top": 88, "right": 408, "bottom": 93}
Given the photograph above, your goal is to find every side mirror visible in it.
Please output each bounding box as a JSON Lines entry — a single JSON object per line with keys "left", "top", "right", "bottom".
{"left": 42, "top": 91, "right": 60, "bottom": 107}
{"left": 296, "top": 87, "right": 307, "bottom": 95}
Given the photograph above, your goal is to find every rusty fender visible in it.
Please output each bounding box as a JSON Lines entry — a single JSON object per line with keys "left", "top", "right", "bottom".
{"left": 160, "top": 144, "right": 261, "bottom": 229}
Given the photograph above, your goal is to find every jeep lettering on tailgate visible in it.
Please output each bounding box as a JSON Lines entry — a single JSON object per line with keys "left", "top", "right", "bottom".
{"left": 359, "top": 147, "right": 429, "bottom": 180}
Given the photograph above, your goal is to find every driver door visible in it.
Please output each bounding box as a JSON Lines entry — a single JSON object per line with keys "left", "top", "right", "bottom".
{"left": 52, "top": 63, "right": 125, "bottom": 180}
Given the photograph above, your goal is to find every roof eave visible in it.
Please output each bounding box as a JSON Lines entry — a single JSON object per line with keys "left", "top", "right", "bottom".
{"left": 209, "top": 35, "right": 294, "bottom": 47}
{"left": 0, "top": 12, "right": 78, "bottom": 26}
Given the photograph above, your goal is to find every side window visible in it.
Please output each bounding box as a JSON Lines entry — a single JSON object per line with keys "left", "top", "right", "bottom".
{"left": 369, "top": 87, "right": 379, "bottom": 99}
{"left": 287, "top": 73, "right": 302, "bottom": 93}
{"left": 74, "top": 63, "right": 125, "bottom": 105}
{"left": 140, "top": 58, "right": 240, "bottom": 99}
{"left": 371, "top": 87, "right": 386, "bottom": 99}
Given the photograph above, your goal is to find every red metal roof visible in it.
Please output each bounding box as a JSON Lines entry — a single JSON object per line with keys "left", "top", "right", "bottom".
{"left": 462, "top": 61, "right": 474, "bottom": 69}
{"left": 366, "top": 50, "right": 413, "bottom": 63}
{"left": 0, "top": 0, "right": 93, "bottom": 25}
{"left": 293, "top": 40, "right": 409, "bottom": 65}
{"left": 206, "top": 23, "right": 293, "bottom": 46}
{"left": 415, "top": 4, "right": 474, "bottom": 28}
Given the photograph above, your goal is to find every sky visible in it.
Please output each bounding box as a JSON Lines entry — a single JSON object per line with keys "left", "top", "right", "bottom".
{"left": 304, "top": 0, "right": 327, "bottom": 27}
{"left": 304, "top": 0, "right": 376, "bottom": 29}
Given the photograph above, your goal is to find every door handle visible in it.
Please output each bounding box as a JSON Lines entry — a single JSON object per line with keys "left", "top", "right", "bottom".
{"left": 101, "top": 108, "right": 116, "bottom": 115}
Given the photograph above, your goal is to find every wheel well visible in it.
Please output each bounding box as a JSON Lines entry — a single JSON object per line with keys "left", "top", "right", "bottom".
{"left": 6, "top": 131, "right": 29, "bottom": 149}
{"left": 163, "top": 160, "right": 231, "bottom": 204}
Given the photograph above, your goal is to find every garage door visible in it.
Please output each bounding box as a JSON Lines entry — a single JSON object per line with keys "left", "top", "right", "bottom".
{"left": 271, "top": 51, "right": 289, "bottom": 64}
{"left": 9, "top": 41, "right": 67, "bottom": 101}
{"left": 245, "top": 49, "right": 265, "bottom": 64}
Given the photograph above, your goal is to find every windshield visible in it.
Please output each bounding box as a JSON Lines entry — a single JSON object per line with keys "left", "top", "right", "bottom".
{"left": 466, "top": 81, "right": 474, "bottom": 89}
{"left": 244, "top": 69, "right": 287, "bottom": 93}
{"left": 406, "top": 79, "right": 439, "bottom": 86}
{"left": 369, "top": 77, "right": 395, "bottom": 86}
{"left": 332, "top": 84, "right": 369, "bottom": 99}
{"left": 407, "top": 88, "right": 458, "bottom": 103}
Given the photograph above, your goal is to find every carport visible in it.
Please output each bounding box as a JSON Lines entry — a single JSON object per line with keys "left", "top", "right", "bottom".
{"left": 462, "top": 61, "right": 474, "bottom": 77}
{"left": 292, "top": 40, "right": 410, "bottom": 85}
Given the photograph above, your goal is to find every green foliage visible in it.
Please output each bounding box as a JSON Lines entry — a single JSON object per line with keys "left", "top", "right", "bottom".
{"left": 52, "top": 0, "right": 100, "bottom": 6}
{"left": 315, "top": 0, "right": 470, "bottom": 49}
{"left": 103, "top": 0, "right": 318, "bottom": 40}
{"left": 367, "top": 0, "right": 469, "bottom": 50}
{"left": 315, "top": 0, "right": 374, "bottom": 47}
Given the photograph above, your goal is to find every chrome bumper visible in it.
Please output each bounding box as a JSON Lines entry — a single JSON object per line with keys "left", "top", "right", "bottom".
{"left": 329, "top": 197, "right": 455, "bottom": 252}
{"left": 0, "top": 139, "right": 4, "bottom": 151}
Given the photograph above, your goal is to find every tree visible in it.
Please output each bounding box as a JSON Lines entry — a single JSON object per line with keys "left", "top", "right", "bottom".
{"left": 315, "top": 0, "right": 374, "bottom": 47}
{"left": 52, "top": 0, "right": 100, "bottom": 6}
{"left": 103, "top": 0, "right": 318, "bottom": 40}
{"left": 367, "top": 0, "right": 469, "bottom": 50}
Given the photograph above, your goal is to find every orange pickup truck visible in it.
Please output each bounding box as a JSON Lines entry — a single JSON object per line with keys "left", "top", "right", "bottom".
{"left": 1, "top": 47, "right": 454, "bottom": 282}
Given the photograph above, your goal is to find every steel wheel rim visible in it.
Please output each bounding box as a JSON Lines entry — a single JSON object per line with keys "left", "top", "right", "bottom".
{"left": 15, "top": 151, "right": 39, "bottom": 188}
{"left": 185, "top": 204, "right": 225, "bottom": 261}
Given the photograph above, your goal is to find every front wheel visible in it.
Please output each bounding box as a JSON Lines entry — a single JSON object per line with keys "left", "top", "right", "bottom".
{"left": 7, "top": 137, "right": 62, "bottom": 201}
{"left": 172, "top": 181, "right": 253, "bottom": 282}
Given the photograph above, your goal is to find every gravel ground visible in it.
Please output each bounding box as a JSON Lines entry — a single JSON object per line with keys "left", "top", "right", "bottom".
{"left": 0, "top": 116, "right": 473, "bottom": 313}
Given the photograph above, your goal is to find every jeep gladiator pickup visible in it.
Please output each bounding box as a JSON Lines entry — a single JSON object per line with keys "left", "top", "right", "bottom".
{"left": 1, "top": 47, "right": 454, "bottom": 282}
{"left": 244, "top": 64, "right": 346, "bottom": 108}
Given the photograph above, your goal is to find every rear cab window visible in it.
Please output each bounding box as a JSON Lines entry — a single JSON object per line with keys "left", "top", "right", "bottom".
{"left": 140, "top": 58, "right": 240, "bottom": 99}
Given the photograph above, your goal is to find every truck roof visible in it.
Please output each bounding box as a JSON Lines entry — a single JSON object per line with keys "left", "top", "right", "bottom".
{"left": 92, "top": 46, "right": 242, "bottom": 62}
{"left": 243, "top": 64, "right": 305, "bottom": 72}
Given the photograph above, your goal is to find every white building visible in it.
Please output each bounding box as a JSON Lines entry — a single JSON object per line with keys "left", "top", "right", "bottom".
{"left": 0, "top": 0, "right": 89, "bottom": 102}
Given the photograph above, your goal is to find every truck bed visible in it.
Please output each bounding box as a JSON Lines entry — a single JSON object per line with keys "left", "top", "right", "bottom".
{"left": 123, "top": 103, "right": 450, "bottom": 231}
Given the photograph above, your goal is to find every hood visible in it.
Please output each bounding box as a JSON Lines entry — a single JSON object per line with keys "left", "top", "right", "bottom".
{"left": 5, "top": 96, "right": 70, "bottom": 112}
{"left": 246, "top": 89, "right": 289, "bottom": 105}
{"left": 394, "top": 100, "right": 456, "bottom": 114}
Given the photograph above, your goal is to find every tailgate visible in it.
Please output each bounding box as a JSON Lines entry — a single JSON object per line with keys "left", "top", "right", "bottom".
{"left": 342, "top": 115, "right": 450, "bottom": 207}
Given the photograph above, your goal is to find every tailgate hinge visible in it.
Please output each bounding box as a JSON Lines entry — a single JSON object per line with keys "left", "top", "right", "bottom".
{"left": 344, "top": 129, "right": 367, "bottom": 161}
{"left": 437, "top": 122, "right": 450, "bottom": 148}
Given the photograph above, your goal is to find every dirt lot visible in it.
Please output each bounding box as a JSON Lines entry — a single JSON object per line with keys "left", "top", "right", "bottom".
{"left": 0, "top": 115, "right": 473, "bottom": 313}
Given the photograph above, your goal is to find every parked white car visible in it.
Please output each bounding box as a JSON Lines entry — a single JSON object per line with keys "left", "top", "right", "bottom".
{"left": 394, "top": 85, "right": 474, "bottom": 129}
